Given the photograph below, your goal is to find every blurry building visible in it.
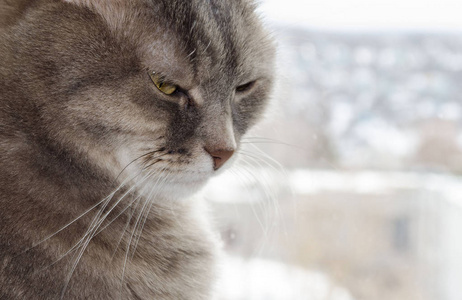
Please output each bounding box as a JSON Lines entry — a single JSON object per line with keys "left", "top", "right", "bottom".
{"left": 205, "top": 170, "right": 462, "bottom": 300}
{"left": 258, "top": 29, "right": 462, "bottom": 173}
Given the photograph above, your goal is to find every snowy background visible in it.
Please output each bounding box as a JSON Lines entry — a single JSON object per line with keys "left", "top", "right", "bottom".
{"left": 205, "top": 1, "right": 462, "bottom": 300}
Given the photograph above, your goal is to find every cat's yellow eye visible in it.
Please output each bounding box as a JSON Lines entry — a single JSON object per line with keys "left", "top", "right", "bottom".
{"left": 149, "top": 72, "right": 178, "bottom": 95}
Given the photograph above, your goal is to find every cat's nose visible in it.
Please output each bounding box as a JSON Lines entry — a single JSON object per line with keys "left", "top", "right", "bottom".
{"left": 205, "top": 148, "right": 235, "bottom": 170}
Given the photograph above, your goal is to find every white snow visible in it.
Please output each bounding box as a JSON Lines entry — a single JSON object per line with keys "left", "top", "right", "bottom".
{"left": 216, "top": 256, "right": 355, "bottom": 300}
{"left": 290, "top": 170, "right": 462, "bottom": 208}
{"left": 205, "top": 168, "right": 462, "bottom": 210}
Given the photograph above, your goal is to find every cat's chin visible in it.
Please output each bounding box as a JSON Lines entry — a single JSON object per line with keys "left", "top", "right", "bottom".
{"left": 138, "top": 171, "right": 212, "bottom": 201}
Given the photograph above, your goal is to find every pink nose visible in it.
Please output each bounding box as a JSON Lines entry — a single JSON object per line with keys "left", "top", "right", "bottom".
{"left": 205, "top": 148, "right": 235, "bottom": 170}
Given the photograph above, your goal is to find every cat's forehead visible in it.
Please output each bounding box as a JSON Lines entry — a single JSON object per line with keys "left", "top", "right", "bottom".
{"left": 89, "top": 0, "right": 274, "bottom": 87}
{"left": 144, "top": 1, "right": 273, "bottom": 82}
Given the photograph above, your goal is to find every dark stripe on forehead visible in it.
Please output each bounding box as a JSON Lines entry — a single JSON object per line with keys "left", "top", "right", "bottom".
{"left": 206, "top": 0, "right": 239, "bottom": 73}
{"left": 152, "top": 0, "right": 243, "bottom": 79}
{"left": 173, "top": 1, "right": 201, "bottom": 75}
{"left": 155, "top": 1, "right": 199, "bottom": 53}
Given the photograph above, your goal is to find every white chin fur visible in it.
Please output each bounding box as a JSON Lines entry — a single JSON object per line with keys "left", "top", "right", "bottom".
{"left": 115, "top": 145, "right": 239, "bottom": 201}
{"left": 137, "top": 174, "right": 211, "bottom": 201}
{"left": 136, "top": 156, "right": 215, "bottom": 201}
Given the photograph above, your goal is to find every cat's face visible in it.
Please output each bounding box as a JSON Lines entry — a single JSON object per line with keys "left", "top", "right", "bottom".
{"left": 22, "top": 0, "right": 275, "bottom": 199}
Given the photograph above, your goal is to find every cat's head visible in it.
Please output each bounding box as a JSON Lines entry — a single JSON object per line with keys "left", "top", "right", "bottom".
{"left": 9, "top": 0, "right": 275, "bottom": 199}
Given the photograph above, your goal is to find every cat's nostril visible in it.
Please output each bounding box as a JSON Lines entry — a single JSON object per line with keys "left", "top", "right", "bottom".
{"left": 205, "top": 148, "right": 235, "bottom": 170}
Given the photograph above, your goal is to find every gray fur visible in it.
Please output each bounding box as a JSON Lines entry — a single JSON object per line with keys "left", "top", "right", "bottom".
{"left": 0, "top": 0, "right": 275, "bottom": 299}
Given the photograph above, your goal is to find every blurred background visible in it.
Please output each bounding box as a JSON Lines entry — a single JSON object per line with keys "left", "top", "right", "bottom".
{"left": 204, "top": 0, "right": 462, "bottom": 299}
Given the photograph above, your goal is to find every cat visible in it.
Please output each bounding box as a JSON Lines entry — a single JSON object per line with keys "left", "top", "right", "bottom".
{"left": 0, "top": 0, "right": 275, "bottom": 299}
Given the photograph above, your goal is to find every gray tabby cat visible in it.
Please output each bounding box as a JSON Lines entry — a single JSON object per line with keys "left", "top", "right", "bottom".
{"left": 0, "top": 0, "right": 274, "bottom": 299}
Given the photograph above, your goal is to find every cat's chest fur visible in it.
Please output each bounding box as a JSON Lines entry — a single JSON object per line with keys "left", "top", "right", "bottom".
{"left": 120, "top": 207, "right": 216, "bottom": 300}
{"left": 80, "top": 204, "right": 217, "bottom": 300}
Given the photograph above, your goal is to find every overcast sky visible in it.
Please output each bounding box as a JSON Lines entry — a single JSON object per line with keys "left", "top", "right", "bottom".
{"left": 259, "top": 0, "right": 462, "bottom": 31}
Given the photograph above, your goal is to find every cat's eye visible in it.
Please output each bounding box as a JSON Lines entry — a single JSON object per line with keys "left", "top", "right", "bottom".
{"left": 236, "top": 81, "right": 256, "bottom": 93}
{"left": 149, "top": 72, "right": 178, "bottom": 95}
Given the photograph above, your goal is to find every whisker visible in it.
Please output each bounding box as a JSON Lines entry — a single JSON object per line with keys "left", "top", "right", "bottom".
{"left": 242, "top": 144, "right": 286, "bottom": 172}
{"left": 54, "top": 177, "right": 141, "bottom": 272}
{"left": 237, "top": 152, "right": 279, "bottom": 202}
{"left": 116, "top": 151, "right": 167, "bottom": 181}
{"left": 130, "top": 171, "right": 172, "bottom": 259}
{"left": 233, "top": 155, "right": 283, "bottom": 257}
{"left": 18, "top": 150, "right": 164, "bottom": 259}
{"left": 59, "top": 170, "right": 154, "bottom": 299}
{"left": 239, "top": 146, "right": 288, "bottom": 197}
{"left": 238, "top": 143, "right": 292, "bottom": 257}
{"left": 119, "top": 169, "right": 170, "bottom": 298}
{"left": 228, "top": 167, "right": 269, "bottom": 237}
{"left": 237, "top": 151, "right": 286, "bottom": 232}
{"left": 142, "top": 158, "right": 165, "bottom": 171}
{"left": 73, "top": 152, "right": 168, "bottom": 248}
{"left": 18, "top": 175, "right": 141, "bottom": 259}
{"left": 109, "top": 193, "right": 143, "bottom": 260}
{"left": 37, "top": 172, "right": 147, "bottom": 274}
{"left": 241, "top": 136, "right": 308, "bottom": 152}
